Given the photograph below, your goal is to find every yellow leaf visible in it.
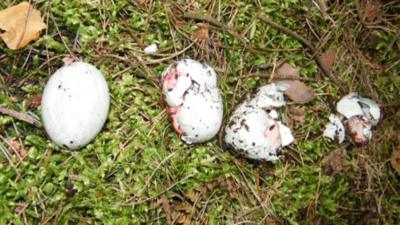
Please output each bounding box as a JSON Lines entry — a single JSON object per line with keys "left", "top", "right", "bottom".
{"left": 0, "top": 2, "right": 47, "bottom": 50}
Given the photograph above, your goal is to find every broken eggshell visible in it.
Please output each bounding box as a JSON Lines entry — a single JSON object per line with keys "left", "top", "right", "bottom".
{"left": 336, "top": 93, "right": 380, "bottom": 125}
{"left": 41, "top": 62, "right": 110, "bottom": 149}
{"left": 161, "top": 59, "right": 223, "bottom": 144}
{"left": 224, "top": 83, "right": 294, "bottom": 161}
{"left": 323, "top": 93, "right": 380, "bottom": 144}
{"left": 323, "top": 114, "right": 345, "bottom": 143}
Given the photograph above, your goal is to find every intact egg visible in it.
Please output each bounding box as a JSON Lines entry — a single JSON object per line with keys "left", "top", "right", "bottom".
{"left": 161, "top": 59, "right": 223, "bottom": 144}
{"left": 41, "top": 62, "right": 110, "bottom": 149}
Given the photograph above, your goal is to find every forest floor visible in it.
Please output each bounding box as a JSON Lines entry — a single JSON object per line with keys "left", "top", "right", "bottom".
{"left": 0, "top": 0, "right": 399, "bottom": 224}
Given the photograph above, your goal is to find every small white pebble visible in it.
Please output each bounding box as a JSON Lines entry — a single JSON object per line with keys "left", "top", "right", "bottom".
{"left": 144, "top": 43, "right": 158, "bottom": 54}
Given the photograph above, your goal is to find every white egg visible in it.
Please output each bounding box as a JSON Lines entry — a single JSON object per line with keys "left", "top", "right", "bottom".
{"left": 224, "top": 84, "right": 294, "bottom": 161}
{"left": 41, "top": 62, "right": 110, "bottom": 149}
{"left": 161, "top": 59, "right": 223, "bottom": 144}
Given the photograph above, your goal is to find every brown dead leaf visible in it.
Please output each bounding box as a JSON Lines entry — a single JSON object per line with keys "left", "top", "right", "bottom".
{"left": 287, "top": 106, "right": 306, "bottom": 128}
{"left": 284, "top": 81, "right": 315, "bottom": 104}
{"left": 276, "top": 63, "right": 315, "bottom": 104}
{"left": 288, "top": 106, "right": 306, "bottom": 123}
{"left": 185, "top": 190, "right": 199, "bottom": 203}
{"left": 323, "top": 148, "right": 347, "bottom": 175}
{"left": 7, "top": 138, "right": 28, "bottom": 159}
{"left": 193, "top": 23, "right": 209, "bottom": 41}
{"left": 175, "top": 202, "right": 194, "bottom": 225}
{"left": 320, "top": 50, "right": 336, "bottom": 73}
{"left": 276, "top": 63, "right": 300, "bottom": 78}
{"left": 28, "top": 94, "right": 41, "bottom": 109}
{"left": 390, "top": 133, "right": 400, "bottom": 175}
{"left": 176, "top": 212, "right": 192, "bottom": 225}
{"left": 158, "top": 194, "right": 173, "bottom": 225}
{"left": 364, "top": 1, "right": 382, "bottom": 22}
{"left": 0, "top": 2, "right": 47, "bottom": 50}
{"left": 391, "top": 150, "right": 400, "bottom": 175}
{"left": 137, "top": 0, "right": 146, "bottom": 5}
{"left": 62, "top": 55, "right": 75, "bottom": 66}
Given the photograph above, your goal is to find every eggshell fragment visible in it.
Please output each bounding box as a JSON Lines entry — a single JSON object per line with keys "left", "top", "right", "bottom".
{"left": 336, "top": 93, "right": 380, "bottom": 125}
{"left": 323, "top": 93, "right": 380, "bottom": 144}
{"left": 144, "top": 43, "right": 158, "bottom": 54}
{"left": 323, "top": 114, "right": 345, "bottom": 143}
{"left": 41, "top": 62, "right": 110, "bottom": 149}
{"left": 224, "top": 83, "right": 294, "bottom": 161}
{"left": 161, "top": 59, "right": 223, "bottom": 144}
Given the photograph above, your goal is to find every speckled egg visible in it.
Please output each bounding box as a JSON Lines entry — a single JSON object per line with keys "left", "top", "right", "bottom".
{"left": 224, "top": 83, "right": 294, "bottom": 161}
{"left": 41, "top": 62, "right": 110, "bottom": 149}
{"left": 161, "top": 59, "right": 223, "bottom": 144}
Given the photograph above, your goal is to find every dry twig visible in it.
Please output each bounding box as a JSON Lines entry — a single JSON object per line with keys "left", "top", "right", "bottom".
{"left": 256, "top": 15, "right": 347, "bottom": 94}
{"left": 0, "top": 106, "right": 42, "bottom": 128}
{"left": 182, "top": 12, "right": 297, "bottom": 53}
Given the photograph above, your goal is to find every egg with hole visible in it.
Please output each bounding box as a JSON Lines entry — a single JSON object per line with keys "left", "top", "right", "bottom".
{"left": 41, "top": 62, "right": 110, "bottom": 149}
{"left": 161, "top": 59, "right": 223, "bottom": 144}
{"left": 224, "top": 83, "right": 294, "bottom": 161}
{"left": 323, "top": 93, "right": 380, "bottom": 145}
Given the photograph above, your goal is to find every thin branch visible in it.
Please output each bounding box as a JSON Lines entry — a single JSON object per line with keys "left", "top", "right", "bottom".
{"left": 256, "top": 15, "right": 347, "bottom": 94}
{"left": 0, "top": 106, "right": 42, "bottom": 128}
{"left": 245, "top": 73, "right": 316, "bottom": 81}
{"left": 182, "top": 12, "right": 297, "bottom": 52}
{"left": 0, "top": 142, "right": 21, "bottom": 178}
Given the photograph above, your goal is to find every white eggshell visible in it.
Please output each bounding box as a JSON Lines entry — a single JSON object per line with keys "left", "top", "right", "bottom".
{"left": 161, "top": 59, "right": 223, "bottom": 144}
{"left": 323, "top": 114, "right": 345, "bottom": 143}
{"left": 278, "top": 122, "right": 295, "bottom": 146}
{"left": 144, "top": 43, "right": 158, "bottom": 54}
{"left": 178, "top": 89, "right": 223, "bottom": 144}
{"left": 162, "top": 59, "right": 217, "bottom": 107}
{"left": 224, "top": 83, "right": 294, "bottom": 161}
{"left": 336, "top": 93, "right": 380, "bottom": 124}
{"left": 250, "top": 83, "right": 288, "bottom": 109}
{"left": 325, "top": 93, "right": 380, "bottom": 144}
{"left": 224, "top": 105, "right": 281, "bottom": 160}
{"left": 41, "top": 62, "right": 110, "bottom": 149}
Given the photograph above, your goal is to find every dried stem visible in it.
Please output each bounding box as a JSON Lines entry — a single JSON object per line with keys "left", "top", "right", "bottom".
{"left": 256, "top": 15, "right": 347, "bottom": 94}
{"left": 0, "top": 106, "right": 42, "bottom": 128}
